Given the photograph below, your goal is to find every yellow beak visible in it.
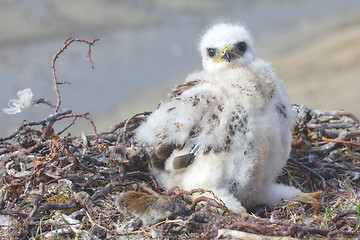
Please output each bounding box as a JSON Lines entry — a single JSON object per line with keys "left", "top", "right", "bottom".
{"left": 213, "top": 44, "right": 243, "bottom": 63}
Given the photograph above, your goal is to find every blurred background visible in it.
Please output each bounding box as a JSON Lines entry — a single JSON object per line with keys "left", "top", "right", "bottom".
{"left": 1, "top": 0, "right": 359, "bottom": 137}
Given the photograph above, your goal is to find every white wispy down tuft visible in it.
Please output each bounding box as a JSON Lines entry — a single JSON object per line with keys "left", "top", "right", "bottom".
{"left": 2, "top": 88, "right": 34, "bottom": 115}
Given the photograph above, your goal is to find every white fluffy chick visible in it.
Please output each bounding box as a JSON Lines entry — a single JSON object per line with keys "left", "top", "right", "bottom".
{"left": 135, "top": 22, "right": 300, "bottom": 212}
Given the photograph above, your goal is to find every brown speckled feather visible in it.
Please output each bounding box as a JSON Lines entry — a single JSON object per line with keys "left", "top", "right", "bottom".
{"left": 148, "top": 143, "right": 198, "bottom": 171}
{"left": 147, "top": 144, "right": 176, "bottom": 170}
{"left": 170, "top": 80, "right": 204, "bottom": 98}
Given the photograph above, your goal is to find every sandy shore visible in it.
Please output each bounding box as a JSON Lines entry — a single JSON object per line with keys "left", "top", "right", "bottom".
{"left": 274, "top": 14, "right": 360, "bottom": 116}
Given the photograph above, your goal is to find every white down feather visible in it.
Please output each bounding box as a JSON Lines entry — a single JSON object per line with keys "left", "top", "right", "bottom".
{"left": 135, "top": 22, "right": 300, "bottom": 212}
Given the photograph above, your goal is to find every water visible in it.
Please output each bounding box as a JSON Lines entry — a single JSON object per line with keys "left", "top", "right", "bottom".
{"left": 1, "top": 0, "right": 359, "bottom": 137}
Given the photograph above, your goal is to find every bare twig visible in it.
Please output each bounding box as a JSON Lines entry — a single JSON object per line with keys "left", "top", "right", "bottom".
{"left": 32, "top": 98, "right": 57, "bottom": 109}
{"left": 119, "top": 111, "right": 151, "bottom": 145}
{"left": 55, "top": 113, "right": 98, "bottom": 144}
{"left": 227, "top": 218, "right": 331, "bottom": 238}
{"left": 91, "top": 181, "right": 122, "bottom": 201}
{"left": 125, "top": 171, "right": 159, "bottom": 190}
{"left": 191, "top": 196, "right": 230, "bottom": 213}
{"left": 0, "top": 110, "right": 72, "bottom": 141}
{"left": 331, "top": 209, "right": 358, "bottom": 223}
{"left": 0, "top": 210, "right": 28, "bottom": 218}
{"left": 218, "top": 229, "right": 296, "bottom": 240}
{"left": 74, "top": 191, "right": 99, "bottom": 216}
{"left": 52, "top": 38, "right": 99, "bottom": 113}
{"left": 26, "top": 182, "right": 44, "bottom": 223}
{"left": 327, "top": 230, "right": 359, "bottom": 240}
{"left": 37, "top": 198, "right": 78, "bottom": 213}
{"left": 312, "top": 109, "right": 360, "bottom": 127}
{"left": 322, "top": 137, "right": 360, "bottom": 148}
{"left": 311, "top": 130, "right": 360, "bottom": 152}
{"left": 288, "top": 157, "right": 327, "bottom": 203}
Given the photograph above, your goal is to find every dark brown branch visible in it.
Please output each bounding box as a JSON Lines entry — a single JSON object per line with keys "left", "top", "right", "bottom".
{"left": 228, "top": 219, "right": 329, "bottom": 238}
{"left": 0, "top": 210, "right": 28, "bottom": 218}
{"left": 288, "top": 157, "right": 327, "bottom": 203}
{"left": 36, "top": 192, "right": 99, "bottom": 217}
{"left": 32, "top": 98, "right": 56, "bottom": 109}
{"left": 118, "top": 111, "right": 151, "bottom": 145}
{"left": 312, "top": 109, "right": 360, "bottom": 127}
{"left": 52, "top": 38, "right": 99, "bottom": 113}
{"left": 91, "top": 182, "right": 122, "bottom": 201}
{"left": 74, "top": 191, "right": 99, "bottom": 216}
{"left": 327, "top": 230, "right": 359, "bottom": 239}
{"left": 0, "top": 110, "right": 72, "bottom": 141}
{"left": 26, "top": 182, "right": 44, "bottom": 223}
{"left": 171, "top": 188, "right": 210, "bottom": 199}
{"left": 68, "top": 153, "right": 97, "bottom": 174}
{"left": 331, "top": 209, "right": 358, "bottom": 223}
{"left": 56, "top": 116, "right": 78, "bottom": 135}
{"left": 37, "top": 198, "right": 77, "bottom": 213}
{"left": 55, "top": 113, "right": 98, "bottom": 144}
{"left": 191, "top": 196, "right": 230, "bottom": 213}
{"left": 125, "top": 171, "right": 159, "bottom": 190}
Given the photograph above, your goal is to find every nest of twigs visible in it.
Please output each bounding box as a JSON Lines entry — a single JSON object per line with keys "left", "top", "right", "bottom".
{"left": 0, "top": 39, "right": 359, "bottom": 240}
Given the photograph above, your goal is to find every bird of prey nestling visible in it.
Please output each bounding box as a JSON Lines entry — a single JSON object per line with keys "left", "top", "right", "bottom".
{"left": 135, "top": 22, "right": 300, "bottom": 212}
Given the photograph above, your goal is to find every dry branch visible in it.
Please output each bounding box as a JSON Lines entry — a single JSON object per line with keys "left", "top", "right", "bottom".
{"left": 51, "top": 38, "right": 99, "bottom": 113}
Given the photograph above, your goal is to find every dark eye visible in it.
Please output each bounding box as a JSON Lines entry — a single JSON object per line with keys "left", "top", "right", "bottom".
{"left": 207, "top": 48, "right": 215, "bottom": 57}
{"left": 236, "top": 41, "right": 247, "bottom": 52}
